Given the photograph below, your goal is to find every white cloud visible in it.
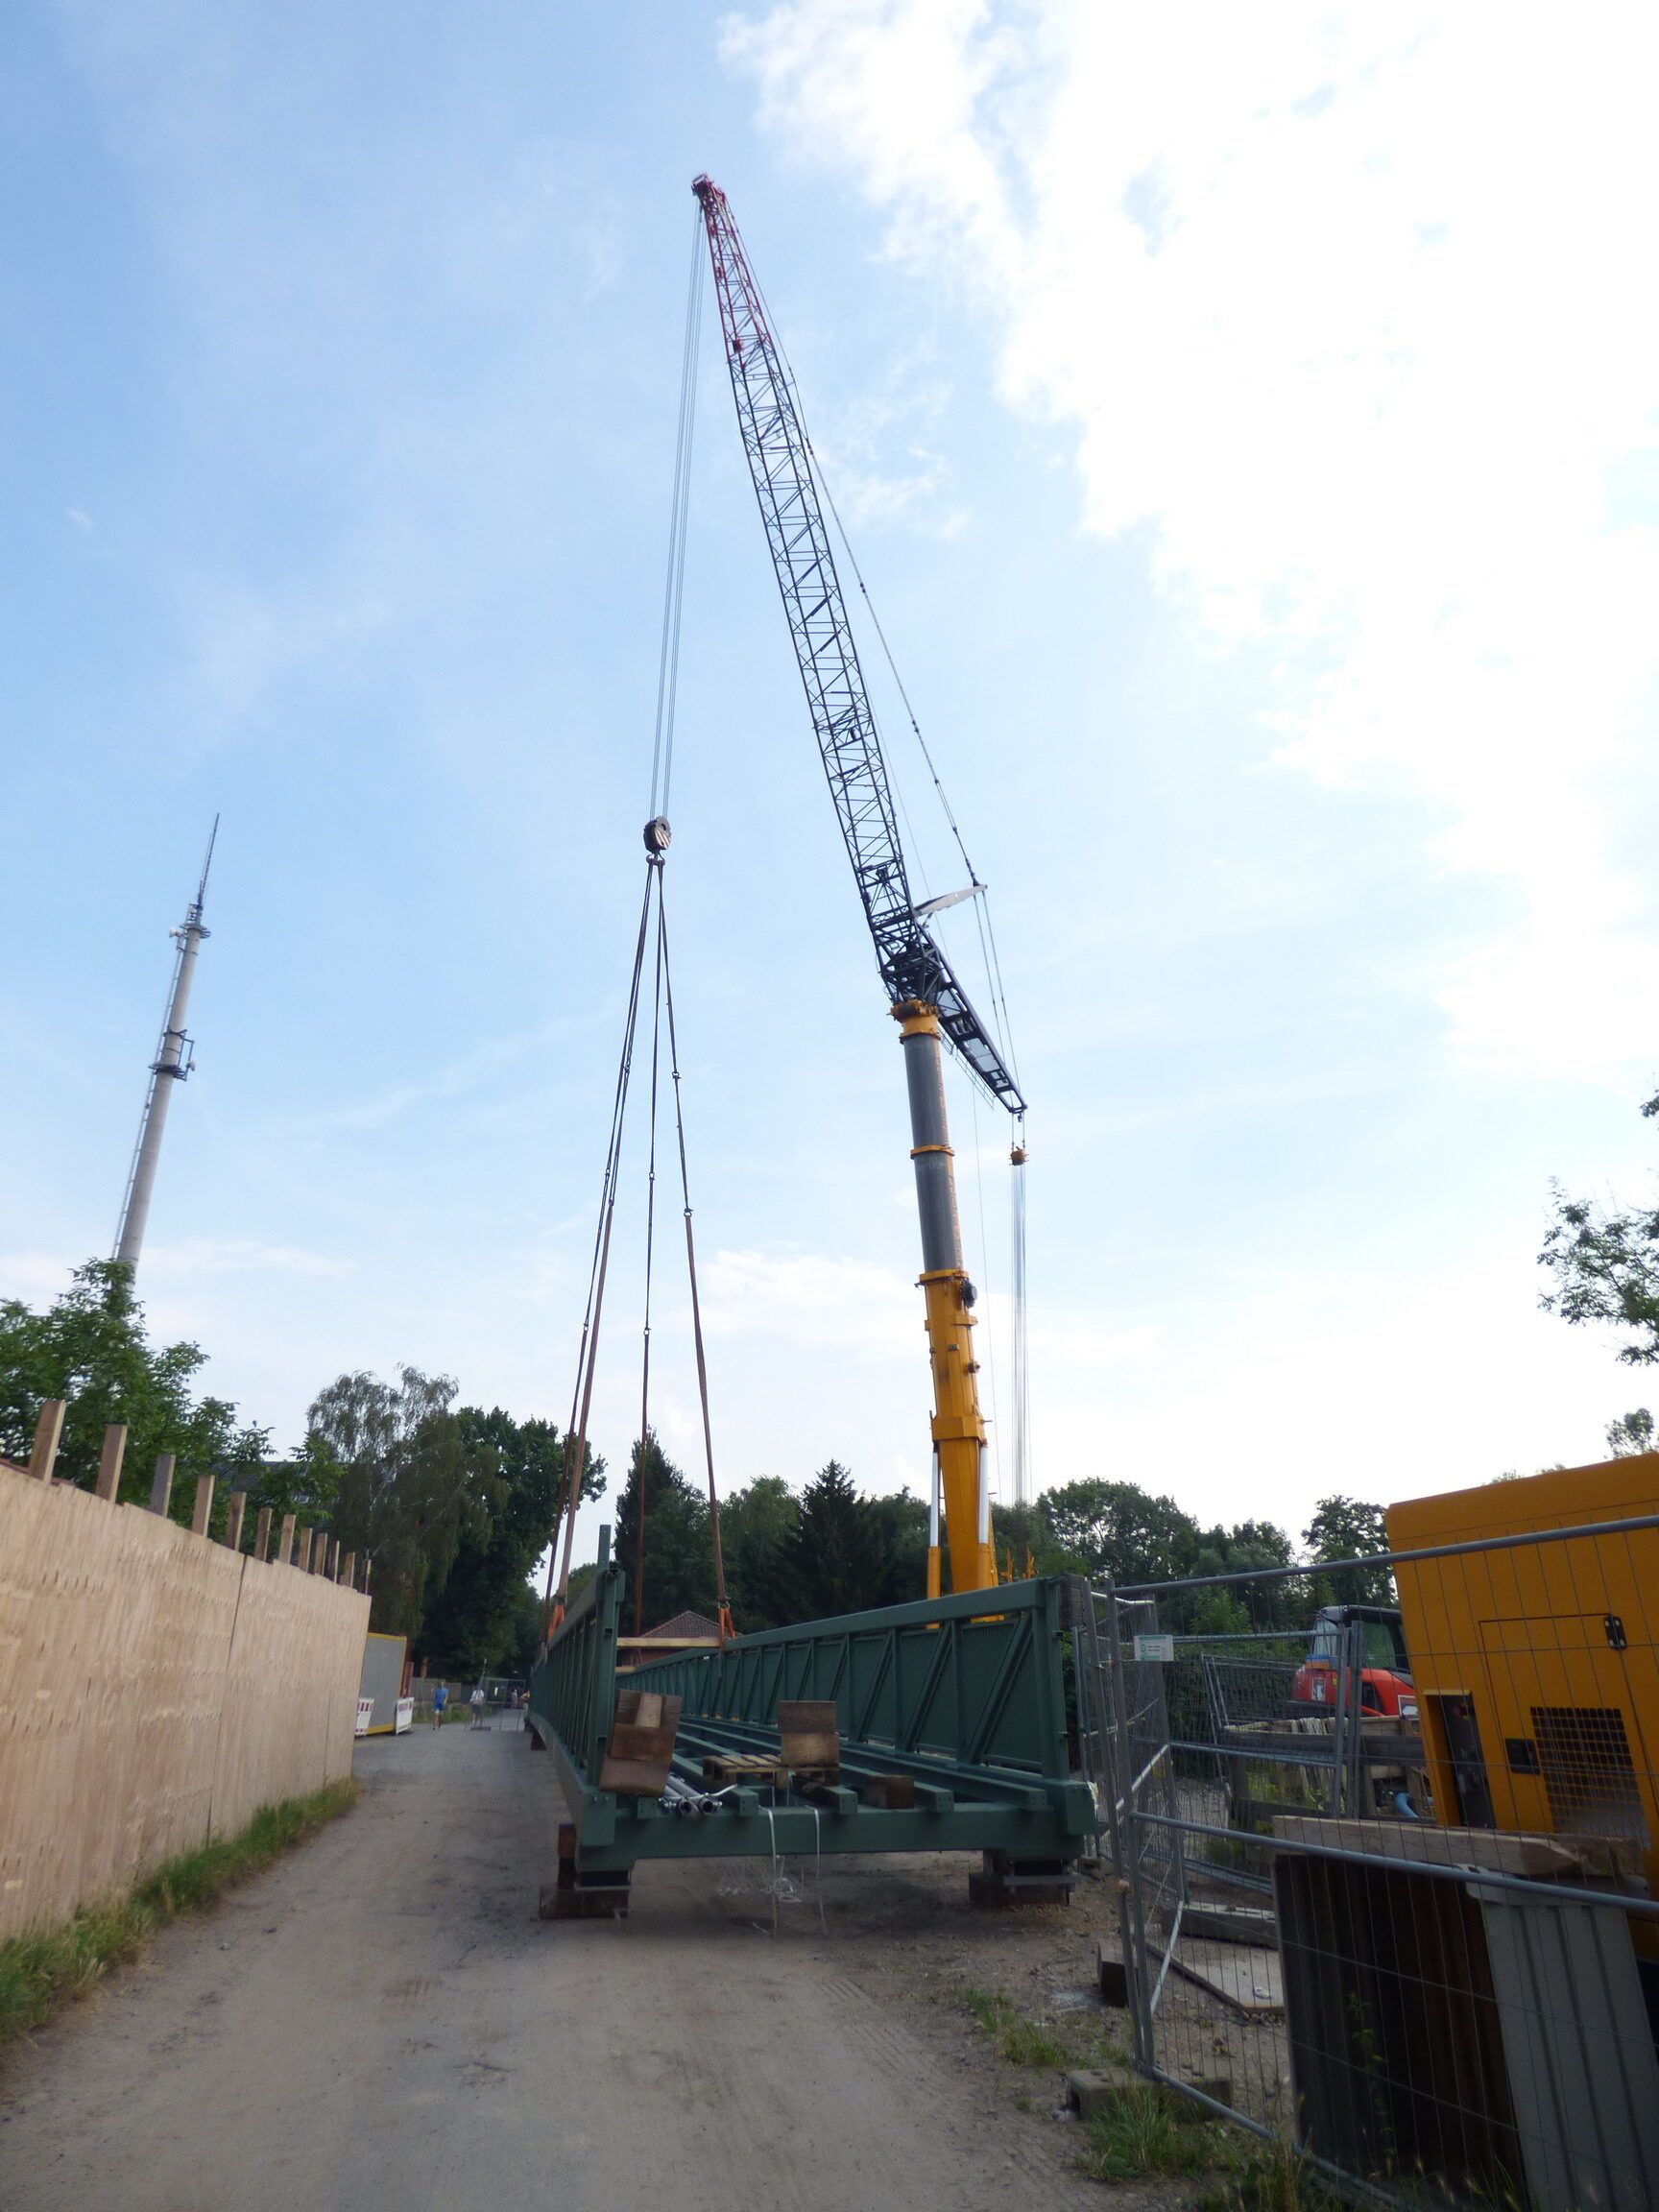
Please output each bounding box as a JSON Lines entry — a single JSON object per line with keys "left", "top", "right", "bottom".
{"left": 724, "top": 1, "right": 1659, "bottom": 1078}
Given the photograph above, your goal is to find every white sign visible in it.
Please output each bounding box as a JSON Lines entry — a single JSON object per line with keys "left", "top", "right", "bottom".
{"left": 1133, "top": 1633, "right": 1176, "bottom": 1664}
{"left": 394, "top": 1696, "right": 415, "bottom": 1734}
{"left": 354, "top": 1696, "right": 375, "bottom": 1736}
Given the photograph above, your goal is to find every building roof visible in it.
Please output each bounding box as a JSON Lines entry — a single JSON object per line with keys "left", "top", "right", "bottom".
{"left": 640, "top": 1610, "right": 722, "bottom": 1642}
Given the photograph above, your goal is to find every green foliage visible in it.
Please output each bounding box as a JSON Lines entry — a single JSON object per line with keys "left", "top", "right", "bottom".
{"left": 1540, "top": 1096, "right": 1659, "bottom": 1364}
{"left": 719, "top": 1474, "right": 801, "bottom": 1629}
{"left": 783, "top": 1460, "right": 915, "bottom": 1621}
{"left": 1080, "top": 2086, "right": 1222, "bottom": 2182}
{"left": 0, "top": 1778, "right": 357, "bottom": 2050}
{"left": 613, "top": 1430, "right": 718, "bottom": 1629}
{"left": 1302, "top": 1496, "right": 1394, "bottom": 1608}
{"left": 1197, "top": 2137, "right": 1342, "bottom": 2210}
{"left": 954, "top": 1984, "right": 1078, "bottom": 2069}
{"left": 309, "top": 1366, "right": 500, "bottom": 1641}
{"left": 1606, "top": 1407, "right": 1656, "bottom": 1457}
{"left": 419, "top": 1408, "right": 589, "bottom": 1678}
{"left": 0, "top": 1260, "right": 270, "bottom": 1529}
{"left": 1021, "top": 1479, "right": 1308, "bottom": 1632}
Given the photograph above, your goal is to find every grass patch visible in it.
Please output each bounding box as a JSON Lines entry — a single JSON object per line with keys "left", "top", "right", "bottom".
{"left": 1079, "top": 2084, "right": 1224, "bottom": 2182}
{"left": 955, "top": 1984, "right": 1080, "bottom": 2069}
{"left": 0, "top": 1777, "right": 358, "bottom": 2052}
{"left": 1197, "top": 2134, "right": 1342, "bottom": 2210}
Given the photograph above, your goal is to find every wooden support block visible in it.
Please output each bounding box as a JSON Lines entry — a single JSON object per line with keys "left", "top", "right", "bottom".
{"left": 861, "top": 1773, "right": 916, "bottom": 1810}
{"left": 598, "top": 1693, "right": 682, "bottom": 1795}
{"left": 190, "top": 1472, "right": 215, "bottom": 1536}
{"left": 1098, "top": 1939, "right": 1129, "bottom": 2008}
{"left": 94, "top": 1423, "right": 128, "bottom": 1501}
{"left": 150, "top": 1452, "right": 175, "bottom": 1516}
{"left": 276, "top": 1512, "right": 296, "bottom": 1566}
{"left": 28, "top": 1401, "right": 65, "bottom": 1480}
{"left": 224, "top": 1491, "right": 247, "bottom": 1551}
{"left": 253, "top": 1505, "right": 273, "bottom": 1562}
{"left": 778, "top": 1699, "right": 840, "bottom": 1771}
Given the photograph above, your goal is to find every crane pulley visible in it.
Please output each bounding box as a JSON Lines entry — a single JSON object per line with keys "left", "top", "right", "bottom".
{"left": 693, "top": 175, "right": 1023, "bottom": 1597}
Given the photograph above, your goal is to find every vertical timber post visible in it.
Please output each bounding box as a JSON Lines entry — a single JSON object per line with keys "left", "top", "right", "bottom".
{"left": 95, "top": 1424, "right": 128, "bottom": 1502}
{"left": 149, "top": 1452, "right": 175, "bottom": 1515}
{"left": 28, "top": 1401, "right": 65, "bottom": 1480}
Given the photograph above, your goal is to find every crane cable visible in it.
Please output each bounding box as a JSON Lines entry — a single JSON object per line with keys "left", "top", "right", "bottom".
{"left": 545, "top": 865, "right": 657, "bottom": 1631}
{"left": 547, "top": 209, "right": 733, "bottom": 1644}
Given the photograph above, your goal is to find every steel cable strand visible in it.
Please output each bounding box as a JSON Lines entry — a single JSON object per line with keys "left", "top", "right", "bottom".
{"left": 546, "top": 861, "right": 659, "bottom": 1628}
{"left": 649, "top": 204, "right": 705, "bottom": 824}
{"left": 656, "top": 880, "right": 734, "bottom": 1642}
{"left": 633, "top": 886, "right": 667, "bottom": 1637}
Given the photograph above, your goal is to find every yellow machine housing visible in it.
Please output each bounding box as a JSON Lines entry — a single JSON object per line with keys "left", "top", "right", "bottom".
{"left": 1388, "top": 1456, "right": 1659, "bottom": 1950}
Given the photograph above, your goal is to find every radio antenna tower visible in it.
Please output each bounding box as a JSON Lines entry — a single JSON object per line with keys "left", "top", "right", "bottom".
{"left": 112, "top": 819, "right": 218, "bottom": 1275}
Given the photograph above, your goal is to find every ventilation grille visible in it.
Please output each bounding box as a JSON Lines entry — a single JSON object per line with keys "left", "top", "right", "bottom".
{"left": 1529, "top": 1704, "right": 1649, "bottom": 1842}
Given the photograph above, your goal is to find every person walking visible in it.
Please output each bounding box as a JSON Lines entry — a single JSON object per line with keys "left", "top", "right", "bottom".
{"left": 469, "top": 1686, "right": 487, "bottom": 1730}
{"left": 430, "top": 1681, "right": 447, "bottom": 1728}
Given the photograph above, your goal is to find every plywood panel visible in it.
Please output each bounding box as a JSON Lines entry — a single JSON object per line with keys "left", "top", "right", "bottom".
{"left": 0, "top": 1463, "right": 368, "bottom": 1939}
{"left": 211, "top": 1554, "right": 369, "bottom": 1838}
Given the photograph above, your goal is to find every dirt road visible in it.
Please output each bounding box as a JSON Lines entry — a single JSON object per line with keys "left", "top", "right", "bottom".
{"left": 0, "top": 1720, "right": 1130, "bottom": 2212}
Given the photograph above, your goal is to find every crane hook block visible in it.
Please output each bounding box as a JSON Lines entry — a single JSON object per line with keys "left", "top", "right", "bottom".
{"left": 643, "top": 817, "right": 672, "bottom": 856}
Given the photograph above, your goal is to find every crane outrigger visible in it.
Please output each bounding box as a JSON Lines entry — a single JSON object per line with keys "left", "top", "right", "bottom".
{"left": 693, "top": 176, "right": 1024, "bottom": 1600}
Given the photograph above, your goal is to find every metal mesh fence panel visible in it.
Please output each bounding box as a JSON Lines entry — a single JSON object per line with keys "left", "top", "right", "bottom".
{"left": 1077, "top": 1512, "right": 1659, "bottom": 2208}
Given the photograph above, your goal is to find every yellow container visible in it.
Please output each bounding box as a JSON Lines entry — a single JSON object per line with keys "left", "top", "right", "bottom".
{"left": 1387, "top": 1457, "right": 1659, "bottom": 1943}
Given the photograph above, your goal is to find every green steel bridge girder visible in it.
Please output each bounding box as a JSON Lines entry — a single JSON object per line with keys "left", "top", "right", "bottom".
{"left": 528, "top": 1561, "right": 1094, "bottom": 1876}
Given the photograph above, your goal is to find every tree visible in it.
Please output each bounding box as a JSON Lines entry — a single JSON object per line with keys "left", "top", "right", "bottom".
{"left": 612, "top": 1431, "right": 715, "bottom": 1629}
{"left": 420, "top": 1408, "right": 599, "bottom": 1679}
{"left": 776, "top": 1461, "right": 894, "bottom": 1622}
{"left": 1034, "top": 1479, "right": 1199, "bottom": 1588}
{"left": 0, "top": 1259, "right": 269, "bottom": 1529}
{"left": 308, "top": 1366, "right": 499, "bottom": 1642}
{"left": 1540, "top": 1094, "right": 1659, "bottom": 1363}
{"left": 1606, "top": 1408, "right": 1657, "bottom": 1458}
{"left": 719, "top": 1474, "right": 801, "bottom": 1630}
{"left": 1302, "top": 1496, "right": 1394, "bottom": 1608}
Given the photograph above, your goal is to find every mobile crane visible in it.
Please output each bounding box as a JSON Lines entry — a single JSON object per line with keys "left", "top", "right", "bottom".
{"left": 693, "top": 176, "right": 1025, "bottom": 1599}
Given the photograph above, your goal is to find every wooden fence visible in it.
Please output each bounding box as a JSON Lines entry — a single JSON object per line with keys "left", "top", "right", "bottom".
{"left": 0, "top": 1412, "right": 371, "bottom": 1940}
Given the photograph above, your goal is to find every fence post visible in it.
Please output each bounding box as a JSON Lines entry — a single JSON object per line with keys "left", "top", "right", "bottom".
{"left": 27, "top": 1401, "right": 65, "bottom": 1480}
{"left": 95, "top": 1424, "right": 128, "bottom": 1502}
{"left": 1103, "top": 1582, "right": 1158, "bottom": 2076}
{"left": 224, "top": 1490, "right": 247, "bottom": 1551}
{"left": 253, "top": 1505, "right": 273, "bottom": 1562}
{"left": 296, "top": 1527, "right": 312, "bottom": 1572}
{"left": 190, "top": 1473, "right": 214, "bottom": 1536}
{"left": 342, "top": 1551, "right": 355, "bottom": 1589}
{"left": 149, "top": 1453, "right": 175, "bottom": 1515}
{"left": 276, "top": 1513, "right": 296, "bottom": 1566}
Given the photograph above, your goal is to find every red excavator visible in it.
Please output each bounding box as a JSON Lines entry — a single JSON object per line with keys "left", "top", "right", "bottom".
{"left": 1292, "top": 1604, "right": 1417, "bottom": 1721}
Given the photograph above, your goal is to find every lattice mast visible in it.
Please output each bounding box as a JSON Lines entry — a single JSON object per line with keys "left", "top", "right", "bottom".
{"left": 113, "top": 821, "right": 217, "bottom": 1274}
{"left": 693, "top": 175, "right": 1022, "bottom": 1598}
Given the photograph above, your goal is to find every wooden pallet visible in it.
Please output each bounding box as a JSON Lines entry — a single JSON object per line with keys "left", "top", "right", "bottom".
{"left": 702, "top": 1752, "right": 791, "bottom": 1788}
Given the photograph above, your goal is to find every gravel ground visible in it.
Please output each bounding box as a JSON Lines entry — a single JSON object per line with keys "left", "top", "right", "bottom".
{"left": 0, "top": 1719, "right": 1204, "bottom": 2212}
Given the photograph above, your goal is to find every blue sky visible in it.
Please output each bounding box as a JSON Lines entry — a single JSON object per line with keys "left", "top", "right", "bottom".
{"left": 6, "top": 2, "right": 1659, "bottom": 1566}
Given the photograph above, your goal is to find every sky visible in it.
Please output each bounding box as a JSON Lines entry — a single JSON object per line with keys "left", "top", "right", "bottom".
{"left": 5, "top": 1, "right": 1659, "bottom": 1570}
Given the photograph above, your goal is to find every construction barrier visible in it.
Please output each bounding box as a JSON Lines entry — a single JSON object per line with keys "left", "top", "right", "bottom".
{"left": 1077, "top": 1469, "right": 1659, "bottom": 2211}
{"left": 0, "top": 1455, "right": 369, "bottom": 1939}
